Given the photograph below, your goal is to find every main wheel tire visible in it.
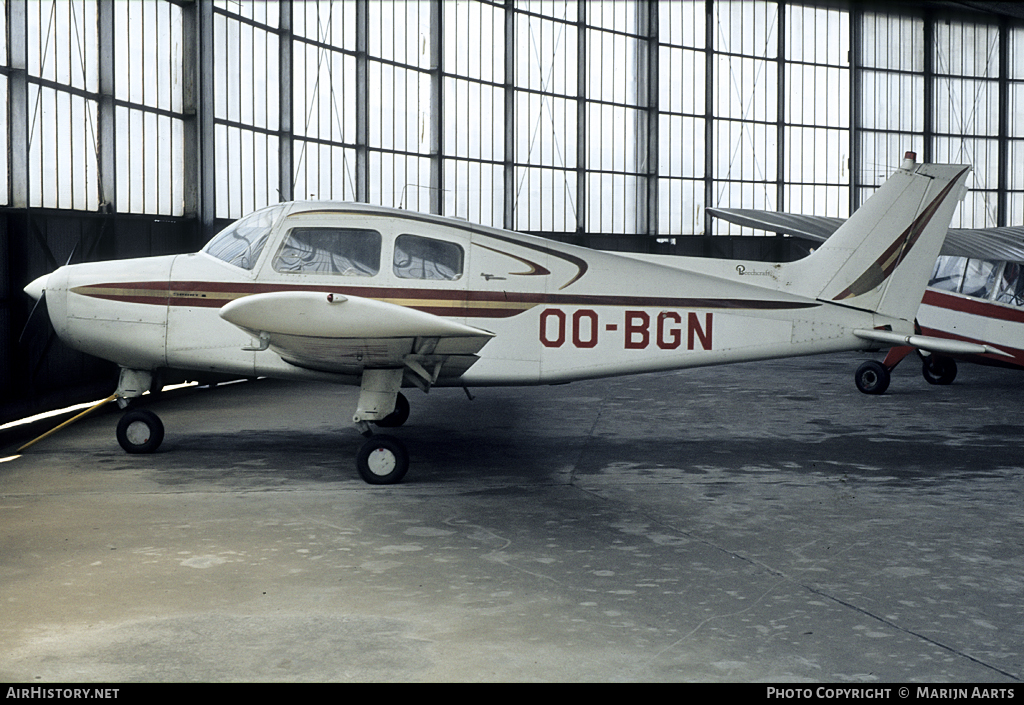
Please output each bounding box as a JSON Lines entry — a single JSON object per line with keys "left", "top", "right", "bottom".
{"left": 922, "top": 356, "right": 957, "bottom": 385}
{"left": 356, "top": 434, "right": 410, "bottom": 485}
{"left": 855, "top": 360, "right": 891, "bottom": 395}
{"left": 373, "top": 392, "right": 410, "bottom": 428}
{"left": 116, "top": 409, "right": 164, "bottom": 454}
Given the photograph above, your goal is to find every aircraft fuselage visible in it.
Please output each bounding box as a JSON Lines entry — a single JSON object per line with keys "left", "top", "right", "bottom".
{"left": 37, "top": 202, "right": 893, "bottom": 391}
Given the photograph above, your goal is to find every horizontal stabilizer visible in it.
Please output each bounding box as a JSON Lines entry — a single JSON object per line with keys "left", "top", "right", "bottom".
{"left": 853, "top": 329, "right": 1012, "bottom": 357}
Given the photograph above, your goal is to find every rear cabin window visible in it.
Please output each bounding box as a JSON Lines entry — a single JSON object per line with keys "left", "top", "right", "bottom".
{"left": 393, "top": 234, "right": 464, "bottom": 281}
{"left": 273, "top": 227, "right": 382, "bottom": 276}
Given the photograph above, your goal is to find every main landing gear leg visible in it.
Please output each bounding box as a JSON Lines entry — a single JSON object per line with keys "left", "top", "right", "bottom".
{"left": 114, "top": 368, "right": 165, "bottom": 453}
{"left": 353, "top": 369, "right": 410, "bottom": 485}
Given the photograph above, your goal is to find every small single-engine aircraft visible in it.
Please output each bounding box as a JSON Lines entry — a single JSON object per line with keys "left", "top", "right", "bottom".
{"left": 23, "top": 153, "right": 975, "bottom": 483}
{"left": 709, "top": 181, "right": 1024, "bottom": 394}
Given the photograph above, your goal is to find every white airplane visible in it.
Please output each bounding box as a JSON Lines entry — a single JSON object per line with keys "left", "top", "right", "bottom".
{"left": 23, "top": 153, "right": 974, "bottom": 484}
{"left": 708, "top": 173, "right": 1024, "bottom": 394}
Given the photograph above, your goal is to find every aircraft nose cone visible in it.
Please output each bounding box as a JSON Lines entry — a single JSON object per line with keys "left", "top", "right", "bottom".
{"left": 24, "top": 274, "right": 49, "bottom": 301}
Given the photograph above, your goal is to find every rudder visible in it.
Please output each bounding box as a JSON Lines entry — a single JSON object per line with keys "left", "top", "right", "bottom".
{"left": 784, "top": 153, "right": 970, "bottom": 323}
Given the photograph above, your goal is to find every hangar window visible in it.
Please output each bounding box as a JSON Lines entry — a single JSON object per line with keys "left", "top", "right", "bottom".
{"left": 393, "top": 234, "right": 464, "bottom": 281}
{"left": 203, "top": 205, "right": 285, "bottom": 270}
{"left": 273, "top": 228, "right": 382, "bottom": 276}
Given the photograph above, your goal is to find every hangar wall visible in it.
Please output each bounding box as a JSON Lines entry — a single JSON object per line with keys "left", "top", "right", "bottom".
{"left": 2, "top": 0, "right": 1023, "bottom": 425}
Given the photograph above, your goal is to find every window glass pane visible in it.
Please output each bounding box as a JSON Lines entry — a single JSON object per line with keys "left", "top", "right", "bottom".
{"left": 929, "top": 255, "right": 968, "bottom": 292}
{"left": 393, "top": 234, "right": 464, "bottom": 280}
{"left": 961, "top": 258, "right": 1000, "bottom": 299}
{"left": 273, "top": 228, "right": 382, "bottom": 276}
{"left": 995, "top": 263, "right": 1024, "bottom": 306}
{"left": 203, "top": 205, "right": 285, "bottom": 269}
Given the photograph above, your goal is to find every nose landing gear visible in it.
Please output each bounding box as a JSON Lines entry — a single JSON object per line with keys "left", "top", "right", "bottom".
{"left": 116, "top": 408, "right": 164, "bottom": 454}
{"left": 113, "top": 368, "right": 165, "bottom": 454}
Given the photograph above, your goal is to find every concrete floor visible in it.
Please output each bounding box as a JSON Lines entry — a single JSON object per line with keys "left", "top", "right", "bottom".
{"left": 1, "top": 353, "right": 1022, "bottom": 683}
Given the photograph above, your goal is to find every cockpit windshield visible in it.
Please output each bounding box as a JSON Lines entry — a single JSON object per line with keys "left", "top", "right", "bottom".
{"left": 203, "top": 204, "right": 286, "bottom": 269}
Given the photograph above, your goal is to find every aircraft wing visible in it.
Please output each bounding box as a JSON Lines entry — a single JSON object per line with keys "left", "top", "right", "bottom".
{"left": 708, "top": 208, "right": 1024, "bottom": 263}
{"left": 853, "top": 329, "right": 1012, "bottom": 358}
{"left": 219, "top": 291, "right": 494, "bottom": 387}
{"left": 706, "top": 208, "right": 843, "bottom": 243}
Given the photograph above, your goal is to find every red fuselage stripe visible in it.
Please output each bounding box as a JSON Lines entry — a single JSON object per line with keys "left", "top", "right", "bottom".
{"left": 922, "top": 288, "right": 1024, "bottom": 325}
{"left": 71, "top": 281, "right": 821, "bottom": 317}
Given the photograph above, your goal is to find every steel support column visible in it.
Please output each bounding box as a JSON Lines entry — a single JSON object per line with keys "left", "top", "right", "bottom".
{"left": 278, "top": 0, "right": 293, "bottom": 204}
{"left": 9, "top": 0, "right": 28, "bottom": 209}
{"left": 97, "top": 0, "right": 116, "bottom": 212}
{"left": 429, "top": 0, "right": 443, "bottom": 215}
{"left": 638, "top": 0, "right": 658, "bottom": 241}
{"left": 849, "top": 4, "right": 862, "bottom": 212}
{"left": 355, "top": 0, "right": 369, "bottom": 203}
{"left": 576, "top": 1, "right": 587, "bottom": 242}
{"left": 182, "top": 0, "right": 216, "bottom": 229}
{"left": 703, "top": 0, "right": 714, "bottom": 237}
{"left": 504, "top": 0, "right": 515, "bottom": 231}
{"left": 997, "top": 17, "right": 1009, "bottom": 227}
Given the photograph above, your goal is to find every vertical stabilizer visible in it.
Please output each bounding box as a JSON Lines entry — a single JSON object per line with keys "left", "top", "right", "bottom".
{"left": 785, "top": 153, "right": 970, "bottom": 323}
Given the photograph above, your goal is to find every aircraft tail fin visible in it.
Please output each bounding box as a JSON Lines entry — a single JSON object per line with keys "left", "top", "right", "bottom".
{"left": 785, "top": 153, "right": 970, "bottom": 323}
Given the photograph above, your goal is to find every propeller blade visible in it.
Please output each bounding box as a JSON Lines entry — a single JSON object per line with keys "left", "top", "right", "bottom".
{"left": 18, "top": 289, "right": 47, "bottom": 345}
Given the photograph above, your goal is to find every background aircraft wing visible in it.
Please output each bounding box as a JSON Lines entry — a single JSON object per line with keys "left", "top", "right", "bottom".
{"left": 708, "top": 208, "right": 1024, "bottom": 263}
{"left": 706, "top": 207, "right": 842, "bottom": 242}
{"left": 219, "top": 291, "right": 494, "bottom": 387}
{"left": 944, "top": 226, "right": 1024, "bottom": 263}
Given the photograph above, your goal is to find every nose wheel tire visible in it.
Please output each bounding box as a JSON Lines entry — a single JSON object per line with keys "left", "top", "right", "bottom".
{"left": 855, "top": 360, "right": 891, "bottom": 395}
{"left": 356, "top": 434, "right": 410, "bottom": 485}
{"left": 116, "top": 409, "right": 164, "bottom": 454}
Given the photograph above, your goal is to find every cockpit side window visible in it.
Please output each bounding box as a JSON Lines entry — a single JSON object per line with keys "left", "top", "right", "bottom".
{"left": 961, "top": 258, "right": 1000, "bottom": 299}
{"left": 929, "top": 256, "right": 967, "bottom": 293}
{"left": 203, "top": 205, "right": 284, "bottom": 270}
{"left": 994, "top": 262, "right": 1024, "bottom": 307}
{"left": 273, "top": 227, "right": 382, "bottom": 276}
{"left": 393, "top": 234, "right": 464, "bottom": 281}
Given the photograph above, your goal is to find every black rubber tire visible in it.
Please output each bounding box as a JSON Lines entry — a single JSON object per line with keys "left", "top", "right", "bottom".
{"left": 922, "top": 356, "right": 957, "bottom": 385}
{"left": 355, "top": 434, "right": 410, "bottom": 485}
{"left": 373, "top": 392, "right": 410, "bottom": 428}
{"left": 855, "top": 360, "right": 891, "bottom": 395}
{"left": 116, "top": 409, "right": 164, "bottom": 454}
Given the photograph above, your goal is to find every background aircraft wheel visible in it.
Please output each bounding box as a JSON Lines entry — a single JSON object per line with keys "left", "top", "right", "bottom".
{"left": 855, "top": 360, "right": 890, "bottom": 395}
{"left": 922, "top": 356, "right": 957, "bottom": 385}
{"left": 356, "top": 434, "right": 409, "bottom": 485}
{"left": 116, "top": 409, "right": 164, "bottom": 454}
{"left": 373, "top": 392, "right": 410, "bottom": 428}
